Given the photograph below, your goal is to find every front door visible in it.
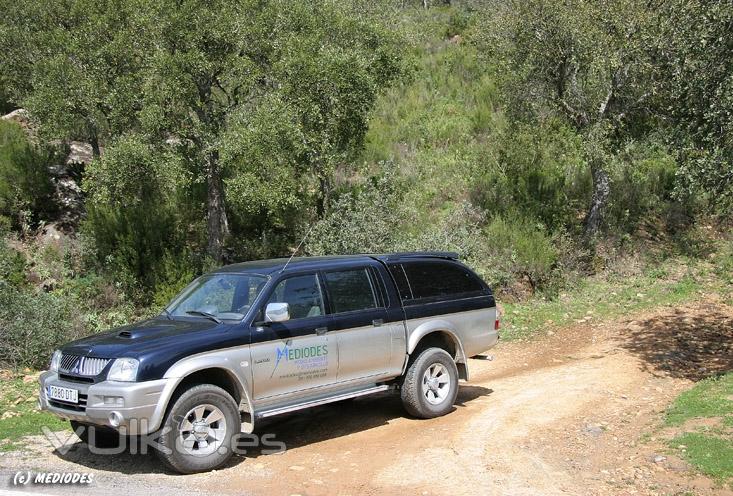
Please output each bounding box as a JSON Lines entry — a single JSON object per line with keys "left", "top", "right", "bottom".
{"left": 249, "top": 273, "right": 338, "bottom": 400}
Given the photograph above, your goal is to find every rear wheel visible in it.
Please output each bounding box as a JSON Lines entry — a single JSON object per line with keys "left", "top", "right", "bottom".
{"left": 400, "top": 347, "right": 459, "bottom": 418}
{"left": 154, "top": 384, "right": 240, "bottom": 474}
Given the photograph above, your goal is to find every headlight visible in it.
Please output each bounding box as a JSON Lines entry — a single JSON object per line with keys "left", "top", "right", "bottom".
{"left": 49, "top": 350, "right": 62, "bottom": 372}
{"left": 107, "top": 358, "right": 140, "bottom": 382}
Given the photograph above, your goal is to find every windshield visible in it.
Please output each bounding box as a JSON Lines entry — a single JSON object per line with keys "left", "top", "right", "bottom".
{"left": 166, "top": 273, "right": 269, "bottom": 321}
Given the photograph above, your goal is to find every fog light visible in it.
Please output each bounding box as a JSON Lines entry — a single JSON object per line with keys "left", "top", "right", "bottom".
{"left": 104, "top": 396, "right": 124, "bottom": 406}
{"left": 108, "top": 411, "right": 123, "bottom": 427}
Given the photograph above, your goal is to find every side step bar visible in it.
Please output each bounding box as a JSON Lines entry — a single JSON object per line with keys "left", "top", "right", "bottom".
{"left": 256, "top": 384, "right": 390, "bottom": 419}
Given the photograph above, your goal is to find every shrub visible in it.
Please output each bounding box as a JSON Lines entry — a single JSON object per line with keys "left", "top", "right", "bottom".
{"left": 0, "top": 283, "right": 77, "bottom": 369}
{"left": 306, "top": 162, "right": 406, "bottom": 256}
{"left": 0, "top": 120, "right": 56, "bottom": 228}
{"left": 0, "top": 239, "right": 26, "bottom": 288}
{"left": 471, "top": 121, "right": 590, "bottom": 232}
{"left": 606, "top": 140, "right": 678, "bottom": 231}
{"left": 483, "top": 214, "right": 560, "bottom": 294}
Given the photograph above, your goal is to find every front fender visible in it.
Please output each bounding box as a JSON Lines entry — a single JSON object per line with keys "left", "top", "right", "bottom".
{"left": 157, "top": 348, "right": 256, "bottom": 433}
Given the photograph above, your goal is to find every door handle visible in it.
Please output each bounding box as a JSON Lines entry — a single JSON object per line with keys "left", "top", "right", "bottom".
{"left": 315, "top": 327, "right": 328, "bottom": 336}
{"left": 372, "top": 319, "right": 384, "bottom": 327}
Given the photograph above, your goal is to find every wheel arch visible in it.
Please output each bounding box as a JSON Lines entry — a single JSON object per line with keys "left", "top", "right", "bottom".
{"left": 150, "top": 353, "right": 255, "bottom": 434}
{"left": 406, "top": 321, "right": 469, "bottom": 381}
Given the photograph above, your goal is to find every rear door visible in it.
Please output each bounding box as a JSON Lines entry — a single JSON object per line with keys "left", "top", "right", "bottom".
{"left": 322, "top": 265, "right": 395, "bottom": 383}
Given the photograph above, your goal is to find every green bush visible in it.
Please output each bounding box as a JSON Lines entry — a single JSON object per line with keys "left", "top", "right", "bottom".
{"left": 607, "top": 140, "right": 678, "bottom": 231}
{"left": 306, "top": 163, "right": 406, "bottom": 256}
{"left": 0, "top": 283, "right": 77, "bottom": 369}
{"left": 483, "top": 214, "right": 560, "bottom": 294}
{"left": 0, "top": 240, "right": 26, "bottom": 288}
{"left": 445, "top": 9, "right": 472, "bottom": 38}
{"left": 471, "top": 121, "right": 590, "bottom": 232}
{"left": 0, "top": 120, "right": 55, "bottom": 227}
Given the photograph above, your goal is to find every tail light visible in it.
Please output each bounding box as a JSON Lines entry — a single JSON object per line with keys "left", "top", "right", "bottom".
{"left": 494, "top": 311, "right": 500, "bottom": 331}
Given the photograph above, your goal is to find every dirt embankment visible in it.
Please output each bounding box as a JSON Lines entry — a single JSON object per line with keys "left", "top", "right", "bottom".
{"left": 2, "top": 300, "right": 732, "bottom": 496}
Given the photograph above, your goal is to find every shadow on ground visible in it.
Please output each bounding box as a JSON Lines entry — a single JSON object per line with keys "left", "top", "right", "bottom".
{"left": 52, "top": 384, "right": 492, "bottom": 474}
{"left": 619, "top": 303, "right": 733, "bottom": 381}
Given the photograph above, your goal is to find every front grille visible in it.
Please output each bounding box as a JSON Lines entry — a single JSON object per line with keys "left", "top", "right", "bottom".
{"left": 59, "top": 373, "right": 95, "bottom": 384}
{"left": 49, "top": 393, "right": 88, "bottom": 412}
{"left": 60, "top": 354, "right": 111, "bottom": 377}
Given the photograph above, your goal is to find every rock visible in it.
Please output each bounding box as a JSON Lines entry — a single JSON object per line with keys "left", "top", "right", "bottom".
{"left": 289, "top": 465, "right": 305, "bottom": 471}
{"left": 449, "top": 34, "right": 463, "bottom": 44}
{"left": 65, "top": 141, "right": 94, "bottom": 166}
{"left": 1, "top": 108, "right": 31, "bottom": 129}
{"left": 583, "top": 424, "right": 604, "bottom": 437}
{"left": 652, "top": 455, "right": 666, "bottom": 464}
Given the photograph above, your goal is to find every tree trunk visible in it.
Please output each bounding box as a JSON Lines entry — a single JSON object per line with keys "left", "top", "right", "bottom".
{"left": 90, "top": 132, "right": 101, "bottom": 159}
{"left": 584, "top": 158, "right": 610, "bottom": 237}
{"left": 317, "top": 175, "right": 331, "bottom": 218}
{"left": 206, "top": 151, "right": 229, "bottom": 263}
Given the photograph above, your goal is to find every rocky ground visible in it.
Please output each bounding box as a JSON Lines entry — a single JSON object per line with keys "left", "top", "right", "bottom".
{"left": 2, "top": 299, "right": 732, "bottom": 496}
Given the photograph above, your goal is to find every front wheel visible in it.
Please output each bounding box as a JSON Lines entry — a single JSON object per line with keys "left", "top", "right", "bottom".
{"left": 400, "top": 347, "right": 459, "bottom": 418}
{"left": 154, "top": 384, "right": 240, "bottom": 474}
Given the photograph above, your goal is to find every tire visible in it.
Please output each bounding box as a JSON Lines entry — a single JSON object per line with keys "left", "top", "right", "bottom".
{"left": 154, "top": 384, "right": 240, "bottom": 474}
{"left": 400, "top": 347, "right": 459, "bottom": 419}
{"left": 69, "top": 420, "right": 122, "bottom": 449}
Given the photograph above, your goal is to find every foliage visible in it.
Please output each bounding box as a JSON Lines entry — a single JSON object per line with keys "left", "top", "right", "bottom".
{"left": 483, "top": 215, "right": 559, "bottom": 292}
{"left": 474, "top": 0, "right": 668, "bottom": 234}
{"left": 659, "top": 0, "right": 733, "bottom": 209}
{"left": 0, "top": 120, "right": 55, "bottom": 228}
{"left": 306, "top": 163, "right": 406, "bottom": 256}
{"left": 0, "top": 283, "right": 76, "bottom": 369}
{"left": 1, "top": 0, "right": 406, "bottom": 276}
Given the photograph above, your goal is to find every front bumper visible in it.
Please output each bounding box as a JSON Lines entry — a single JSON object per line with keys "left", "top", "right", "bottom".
{"left": 39, "top": 371, "right": 169, "bottom": 435}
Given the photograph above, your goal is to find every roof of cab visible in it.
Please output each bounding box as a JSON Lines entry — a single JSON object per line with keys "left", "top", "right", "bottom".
{"left": 213, "top": 251, "right": 460, "bottom": 275}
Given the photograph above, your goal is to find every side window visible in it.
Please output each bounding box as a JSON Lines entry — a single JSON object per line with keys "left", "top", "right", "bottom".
{"left": 402, "top": 262, "right": 484, "bottom": 302}
{"left": 324, "top": 268, "right": 378, "bottom": 314}
{"left": 387, "top": 263, "right": 413, "bottom": 301}
{"left": 267, "top": 274, "right": 324, "bottom": 320}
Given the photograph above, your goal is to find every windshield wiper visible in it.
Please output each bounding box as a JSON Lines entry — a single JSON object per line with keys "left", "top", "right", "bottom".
{"left": 185, "top": 310, "right": 222, "bottom": 324}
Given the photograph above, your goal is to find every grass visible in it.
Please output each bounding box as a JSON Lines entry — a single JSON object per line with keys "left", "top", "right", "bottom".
{"left": 664, "top": 372, "right": 733, "bottom": 484}
{"left": 671, "top": 434, "right": 733, "bottom": 482}
{"left": 666, "top": 373, "right": 733, "bottom": 426}
{"left": 0, "top": 373, "right": 68, "bottom": 450}
{"left": 500, "top": 258, "right": 712, "bottom": 340}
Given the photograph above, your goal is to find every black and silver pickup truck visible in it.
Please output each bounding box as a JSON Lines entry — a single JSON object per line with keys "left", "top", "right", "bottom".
{"left": 39, "top": 252, "right": 499, "bottom": 473}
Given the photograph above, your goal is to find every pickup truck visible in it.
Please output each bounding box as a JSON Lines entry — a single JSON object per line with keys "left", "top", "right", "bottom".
{"left": 39, "top": 252, "right": 499, "bottom": 473}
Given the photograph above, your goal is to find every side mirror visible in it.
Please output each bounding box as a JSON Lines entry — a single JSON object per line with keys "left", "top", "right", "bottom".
{"left": 264, "top": 302, "right": 290, "bottom": 323}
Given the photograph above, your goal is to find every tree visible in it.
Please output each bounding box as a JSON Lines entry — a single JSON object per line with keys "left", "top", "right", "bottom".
{"left": 659, "top": 0, "right": 733, "bottom": 209}
{"left": 0, "top": 0, "right": 149, "bottom": 157}
{"left": 1, "top": 0, "right": 404, "bottom": 267}
{"left": 477, "top": 0, "right": 662, "bottom": 235}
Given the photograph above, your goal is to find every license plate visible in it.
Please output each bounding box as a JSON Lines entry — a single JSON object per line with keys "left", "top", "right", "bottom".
{"left": 47, "top": 385, "right": 78, "bottom": 404}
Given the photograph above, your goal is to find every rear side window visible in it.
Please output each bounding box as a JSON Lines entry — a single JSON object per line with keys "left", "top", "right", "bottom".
{"left": 401, "top": 261, "right": 484, "bottom": 302}
{"left": 387, "top": 263, "right": 413, "bottom": 301}
{"left": 324, "top": 268, "right": 378, "bottom": 314}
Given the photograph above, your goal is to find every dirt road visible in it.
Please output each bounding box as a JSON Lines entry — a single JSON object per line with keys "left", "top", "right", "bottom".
{"left": 2, "top": 300, "right": 732, "bottom": 496}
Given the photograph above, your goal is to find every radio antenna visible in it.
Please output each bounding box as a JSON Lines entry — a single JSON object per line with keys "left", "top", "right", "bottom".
{"left": 280, "top": 223, "right": 315, "bottom": 273}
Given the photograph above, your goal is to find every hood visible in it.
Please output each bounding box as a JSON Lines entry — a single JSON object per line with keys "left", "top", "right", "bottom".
{"left": 61, "top": 316, "right": 226, "bottom": 359}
